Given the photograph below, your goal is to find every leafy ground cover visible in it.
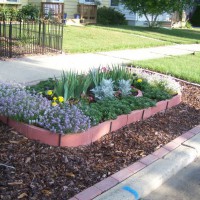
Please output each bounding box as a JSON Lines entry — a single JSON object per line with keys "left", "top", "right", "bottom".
{"left": 1, "top": 82, "right": 200, "bottom": 199}
{"left": 132, "top": 52, "right": 200, "bottom": 84}
{"left": 63, "top": 25, "right": 200, "bottom": 53}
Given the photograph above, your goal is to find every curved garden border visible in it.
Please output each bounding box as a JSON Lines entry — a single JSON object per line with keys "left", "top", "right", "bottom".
{"left": 0, "top": 94, "right": 181, "bottom": 147}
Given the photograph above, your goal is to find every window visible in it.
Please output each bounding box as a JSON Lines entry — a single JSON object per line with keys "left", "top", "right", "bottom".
{"left": 111, "top": 0, "right": 119, "bottom": 6}
{"left": 6, "top": 0, "right": 19, "bottom": 2}
{"left": 85, "top": 0, "right": 95, "bottom": 2}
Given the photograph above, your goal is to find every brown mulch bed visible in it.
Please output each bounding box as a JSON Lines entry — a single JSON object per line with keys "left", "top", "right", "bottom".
{"left": 0, "top": 82, "right": 200, "bottom": 200}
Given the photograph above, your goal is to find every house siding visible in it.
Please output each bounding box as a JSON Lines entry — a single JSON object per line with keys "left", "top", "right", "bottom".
{"left": 63, "top": 0, "right": 78, "bottom": 18}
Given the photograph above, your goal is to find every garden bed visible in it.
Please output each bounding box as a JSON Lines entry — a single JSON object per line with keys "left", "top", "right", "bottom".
{"left": 1, "top": 82, "right": 200, "bottom": 200}
{"left": 0, "top": 93, "right": 181, "bottom": 147}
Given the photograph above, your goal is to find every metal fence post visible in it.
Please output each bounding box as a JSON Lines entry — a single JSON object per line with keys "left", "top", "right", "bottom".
{"left": 42, "top": 21, "right": 46, "bottom": 54}
{"left": 60, "top": 23, "right": 64, "bottom": 53}
{"left": 9, "top": 20, "right": 12, "bottom": 58}
{"left": 38, "top": 20, "right": 41, "bottom": 45}
{"left": 19, "top": 18, "right": 22, "bottom": 38}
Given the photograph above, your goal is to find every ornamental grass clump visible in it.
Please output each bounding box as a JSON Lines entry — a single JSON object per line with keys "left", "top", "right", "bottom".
{"left": 0, "top": 82, "right": 51, "bottom": 123}
{"left": 38, "top": 103, "right": 91, "bottom": 134}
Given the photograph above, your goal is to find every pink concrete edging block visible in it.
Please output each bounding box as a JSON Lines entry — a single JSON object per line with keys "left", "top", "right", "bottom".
{"left": 151, "top": 100, "right": 168, "bottom": 115}
{"left": 61, "top": 121, "right": 111, "bottom": 147}
{"left": 0, "top": 115, "right": 8, "bottom": 124}
{"left": 126, "top": 161, "right": 146, "bottom": 173}
{"left": 8, "top": 118, "right": 29, "bottom": 137}
{"left": 143, "top": 107, "right": 153, "bottom": 120}
{"left": 27, "top": 125, "right": 59, "bottom": 146}
{"left": 167, "top": 94, "right": 181, "bottom": 109}
{"left": 111, "top": 115, "right": 128, "bottom": 132}
{"left": 139, "top": 154, "right": 158, "bottom": 165}
{"left": 94, "top": 177, "right": 118, "bottom": 192}
{"left": 152, "top": 147, "right": 170, "bottom": 159}
{"left": 172, "top": 131, "right": 196, "bottom": 145}
{"left": 91, "top": 121, "right": 111, "bottom": 142}
{"left": 127, "top": 110, "right": 143, "bottom": 125}
{"left": 75, "top": 186, "right": 102, "bottom": 200}
{"left": 188, "top": 125, "right": 200, "bottom": 135}
{"left": 111, "top": 168, "right": 133, "bottom": 182}
{"left": 163, "top": 141, "right": 180, "bottom": 151}
{"left": 60, "top": 131, "right": 92, "bottom": 147}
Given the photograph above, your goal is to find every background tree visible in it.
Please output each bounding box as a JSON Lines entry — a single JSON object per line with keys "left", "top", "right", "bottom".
{"left": 121, "top": 0, "right": 194, "bottom": 27}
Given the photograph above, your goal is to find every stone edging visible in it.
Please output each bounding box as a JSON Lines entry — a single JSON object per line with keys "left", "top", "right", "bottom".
{"left": 0, "top": 94, "right": 181, "bottom": 148}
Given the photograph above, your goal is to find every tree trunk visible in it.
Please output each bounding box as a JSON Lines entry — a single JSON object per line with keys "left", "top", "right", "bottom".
{"left": 143, "top": 12, "right": 159, "bottom": 27}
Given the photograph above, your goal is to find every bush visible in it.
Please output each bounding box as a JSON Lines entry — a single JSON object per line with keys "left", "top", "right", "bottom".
{"left": 18, "top": 4, "right": 39, "bottom": 20}
{"left": 97, "top": 6, "right": 127, "bottom": 25}
{"left": 190, "top": 5, "right": 200, "bottom": 27}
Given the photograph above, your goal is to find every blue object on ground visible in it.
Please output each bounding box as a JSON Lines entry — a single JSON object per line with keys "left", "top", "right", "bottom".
{"left": 122, "top": 186, "right": 140, "bottom": 200}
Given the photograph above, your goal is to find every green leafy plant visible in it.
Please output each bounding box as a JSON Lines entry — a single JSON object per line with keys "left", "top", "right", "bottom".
{"left": 118, "top": 79, "right": 132, "bottom": 96}
{"left": 27, "top": 78, "right": 56, "bottom": 95}
{"left": 91, "top": 78, "right": 115, "bottom": 100}
{"left": 79, "top": 96, "right": 156, "bottom": 125}
{"left": 54, "top": 71, "right": 92, "bottom": 101}
{"left": 97, "top": 6, "right": 127, "bottom": 25}
{"left": 18, "top": 4, "right": 39, "bottom": 20}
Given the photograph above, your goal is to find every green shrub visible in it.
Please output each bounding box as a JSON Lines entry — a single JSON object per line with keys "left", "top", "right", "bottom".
{"left": 97, "top": 6, "right": 127, "bottom": 25}
{"left": 190, "top": 5, "right": 200, "bottom": 27}
{"left": 18, "top": 4, "right": 39, "bottom": 20}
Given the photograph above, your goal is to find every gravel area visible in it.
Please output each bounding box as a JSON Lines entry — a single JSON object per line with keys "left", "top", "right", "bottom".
{"left": 0, "top": 82, "right": 200, "bottom": 200}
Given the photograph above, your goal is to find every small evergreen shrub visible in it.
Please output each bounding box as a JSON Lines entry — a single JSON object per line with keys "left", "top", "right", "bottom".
{"left": 97, "top": 6, "right": 127, "bottom": 25}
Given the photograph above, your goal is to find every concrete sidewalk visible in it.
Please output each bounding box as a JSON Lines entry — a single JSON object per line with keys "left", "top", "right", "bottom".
{"left": 0, "top": 44, "right": 200, "bottom": 84}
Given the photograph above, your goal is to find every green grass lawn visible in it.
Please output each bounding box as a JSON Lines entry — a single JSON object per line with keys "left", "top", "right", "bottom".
{"left": 132, "top": 52, "right": 200, "bottom": 84}
{"left": 63, "top": 26, "right": 170, "bottom": 53}
{"left": 63, "top": 25, "right": 200, "bottom": 53}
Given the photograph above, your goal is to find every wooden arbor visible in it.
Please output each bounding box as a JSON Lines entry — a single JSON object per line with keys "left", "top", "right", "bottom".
{"left": 78, "top": 4, "right": 97, "bottom": 24}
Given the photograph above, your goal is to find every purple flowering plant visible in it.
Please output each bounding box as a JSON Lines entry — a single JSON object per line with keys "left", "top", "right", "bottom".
{"left": 0, "top": 82, "right": 91, "bottom": 134}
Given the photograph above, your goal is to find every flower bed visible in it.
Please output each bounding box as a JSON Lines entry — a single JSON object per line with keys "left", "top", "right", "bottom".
{"left": 0, "top": 67, "right": 182, "bottom": 147}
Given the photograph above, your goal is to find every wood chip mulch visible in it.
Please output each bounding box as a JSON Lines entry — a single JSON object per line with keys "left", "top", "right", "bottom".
{"left": 0, "top": 82, "right": 200, "bottom": 200}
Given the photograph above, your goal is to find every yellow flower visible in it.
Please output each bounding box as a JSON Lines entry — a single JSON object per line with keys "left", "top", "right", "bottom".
{"left": 47, "top": 90, "right": 53, "bottom": 96}
{"left": 58, "top": 96, "right": 64, "bottom": 103}
{"left": 53, "top": 97, "right": 57, "bottom": 101}
{"left": 137, "top": 79, "right": 143, "bottom": 83}
{"left": 52, "top": 102, "right": 58, "bottom": 107}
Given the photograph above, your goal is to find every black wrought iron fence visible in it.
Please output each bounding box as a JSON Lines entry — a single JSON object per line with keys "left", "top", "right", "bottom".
{"left": 0, "top": 17, "right": 63, "bottom": 58}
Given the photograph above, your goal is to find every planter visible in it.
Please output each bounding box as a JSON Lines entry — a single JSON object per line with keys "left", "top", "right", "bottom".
{"left": 0, "top": 94, "right": 182, "bottom": 148}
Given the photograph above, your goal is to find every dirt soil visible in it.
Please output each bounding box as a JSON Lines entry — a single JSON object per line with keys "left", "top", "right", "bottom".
{"left": 0, "top": 82, "right": 200, "bottom": 200}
